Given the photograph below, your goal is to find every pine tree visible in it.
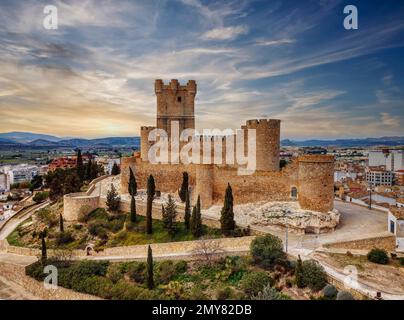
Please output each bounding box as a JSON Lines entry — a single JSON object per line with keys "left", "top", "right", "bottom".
{"left": 220, "top": 183, "right": 236, "bottom": 235}
{"left": 178, "top": 172, "right": 189, "bottom": 202}
{"left": 40, "top": 229, "right": 47, "bottom": 265}
{"left": 128, "top": 167, "right": 137, "bottom": 196}
{"left": 59, "top": 213, "right": 64, "bottom": 233}
{"left": 191, "top": 195, "right": 202, "bottom": 237}
{"left": 106, "top": 184, "right": 120, "bottom": 212}
{"left": 163, "top": 195, "right": 177, "bottom": 236}
{"left": 146, "top": 245, "right": 154, "bottom": 289}
{"left": 146, "top": 175, "right": 155, "bottom": 234}
{"left": 130, "top": 195, "right": 137, "bottom": 223}
{"left": 184, "top": 189, "right": 191, "bottom": 230}
{"left": 76, "top": 149, "right": 85, "bottom": 182}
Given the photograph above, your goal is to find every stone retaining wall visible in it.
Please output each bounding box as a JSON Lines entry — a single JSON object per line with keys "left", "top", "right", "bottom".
{"left": 0, "top": 261, "right": 101, "bottom": 300}
{"left": 325, "top": 236, "right": 396, "bottom": 252}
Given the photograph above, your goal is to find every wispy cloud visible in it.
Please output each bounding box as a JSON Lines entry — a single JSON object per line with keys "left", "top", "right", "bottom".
{"left": 201, "top": 26, "right": 249, "bottom": 40}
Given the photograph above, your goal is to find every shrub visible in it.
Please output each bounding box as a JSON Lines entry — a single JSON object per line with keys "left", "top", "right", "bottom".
{"left": 336, "top": 290, "right": 355, "bottom": 300}
{"left": 295, "top": 259, "right": 327, "bottom": 291}
{"left": 399, "top": 257, "right": 404, "bottom": 266}
{"left": 73, "top": 224, "right": 83, "bottom": 230}
{"left": 250, "top": 234, "right": 285, "bottom": 268}
{"left": 88, "top": 221, "right": 109, "bottom": 239}
{"left": 367, "top": 248, "right": 389, "bottom": 265}
{"left": 127, "top": 262, "right": 146, "bottom": 283}
{"left": 323, "top": 284, "right": 338, "bottom": 299}
{"left": 55, "top": 231, "right": 75, "bottom": 246}
{"left": 252, "top": 285, "right": 290, "bottom": 300}
{"left": 240, "top": 271, "right": 274, "bottom": 297}
{"left": 215, "top": 287, "right": 233, "bottom": 300}
{"left": 155, "top": 260, "right": 186, "bottom": 285}
{"left": 33, "top": 191, "right": 49, "bottom": 203}
{"left": 107, "top": 264, "right": 124, "bottom": 284}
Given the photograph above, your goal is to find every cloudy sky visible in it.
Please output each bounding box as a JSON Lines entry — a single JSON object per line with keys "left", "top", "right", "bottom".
{"left": 0, "top": 0, "right": 403, "bottom": 139}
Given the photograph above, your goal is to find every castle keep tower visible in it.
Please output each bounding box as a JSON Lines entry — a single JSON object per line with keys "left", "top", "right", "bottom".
{"left": 155, "top": 79, "right": 197, "bottom": 136}
{"left": 245, "top": 119, "right": 281, "bottom": 172}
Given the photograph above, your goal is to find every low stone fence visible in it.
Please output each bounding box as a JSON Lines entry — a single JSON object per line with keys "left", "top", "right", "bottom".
{"left": 3, "top": 236, "right": 255, "bottom": 260}
{"left": 0, "top": 261, "right": 101, "bottom": 300}
{"left": 325, "top": 235, "right": 396, "bottom": 252}
{"left": 94, "top": 236, "right": 255, "bottom": 258}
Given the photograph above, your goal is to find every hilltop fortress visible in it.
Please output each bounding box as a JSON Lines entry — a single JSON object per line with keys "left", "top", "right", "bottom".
{"left": 121, "top": 79, "right": 335, "bottom": 214}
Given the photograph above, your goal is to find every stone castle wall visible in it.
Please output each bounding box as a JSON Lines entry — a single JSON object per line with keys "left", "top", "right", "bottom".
{"left": 121, "top": 154, "right": 334, "bottom": 213}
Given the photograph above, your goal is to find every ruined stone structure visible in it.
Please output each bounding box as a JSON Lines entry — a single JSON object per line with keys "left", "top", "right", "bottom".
{"left": 121, "top": 79, "right": 335, "bottom": 214}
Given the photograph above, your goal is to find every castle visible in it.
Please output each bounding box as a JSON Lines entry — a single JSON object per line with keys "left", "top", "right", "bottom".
{"left": 121, "top": 79, "right": 335, "bottom": 213}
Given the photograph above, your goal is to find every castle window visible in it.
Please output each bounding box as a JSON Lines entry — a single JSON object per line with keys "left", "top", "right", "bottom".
{"left": 177, "top": 96, "right": 182, "bottom": 103}
{"left": 291, "top": 187, "right": 298, "bottom": 200}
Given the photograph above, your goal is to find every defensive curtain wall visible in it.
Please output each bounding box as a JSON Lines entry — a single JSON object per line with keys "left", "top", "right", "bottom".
{"left": 120, "top": 153, "right": 335, "bottom": 213}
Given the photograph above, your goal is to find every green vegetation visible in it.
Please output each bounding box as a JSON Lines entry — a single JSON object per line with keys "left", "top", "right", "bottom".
{"left": 178, "top": 172, "right": 188, "bottom": 202}
{"left": 146, "top": 175, "right": 155, "bottom": 234}
{"left": 111, "top": 163, "right": 120, "bottom": 175}
{"left": 322, "top": 284, "right": 338, "bottom": 299}
{"left": 220, "top": 183, "right": 236, "bottom": 236}
{"left": 294, "top": 258, "right": 327, "bottom": 291}
{"left": 250, "top": 234, "right": 285, "bottom": 269}
{"left": 106, "top": 184, "right": 120, "bottom": 212}
{"left": 25, "top": 254, "right": 295, "bottom": 300}
{"left": 336, "top": 291, "right": 355, "bottom": 300}
{"left": 162, "top": 195, "right": 177, "bottom": 236}
{"left": 191, "top": 195, "right": 202, "bottom": 237}
{"left": 33, "top": 191, "right": 49, "bottom": 203}
{"left": 367, "top": 248, "right": 389, "bottom": 265}
{"left": 184, "top": 189, "right": 191, "bottom": 230}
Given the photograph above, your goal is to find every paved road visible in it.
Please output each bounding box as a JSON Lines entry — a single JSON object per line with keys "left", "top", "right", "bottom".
{"left": 0, "top": 201, "right": 50, "bottom": 240}
{"left": 0, "top": 275, "right": 38, "bottom": 300}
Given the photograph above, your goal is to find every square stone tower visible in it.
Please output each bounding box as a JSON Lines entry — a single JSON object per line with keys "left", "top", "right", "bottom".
{"left": 155, "top": 79, "right": 197, "bottom": 136}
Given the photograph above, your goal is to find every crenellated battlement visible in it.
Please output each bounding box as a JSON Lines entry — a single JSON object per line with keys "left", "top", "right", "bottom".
{"left": 141, "top": 126, "right": 156, "bottom": 131}
{"left": 245, "top": 119, "right": 281, "bottom": 129}
{"left": 155, "top": 79, "right": 197, "bottom": 95}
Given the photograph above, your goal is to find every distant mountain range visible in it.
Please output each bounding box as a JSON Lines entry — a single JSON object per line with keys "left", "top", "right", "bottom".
{"left": 0, "top": 132, "right": 140, "bottom": 149}
{"left": 281, "top": 137, "right": 404, "bottom": 147}
{"left": 0, "top": 132, "right": 403, "bottom": 149}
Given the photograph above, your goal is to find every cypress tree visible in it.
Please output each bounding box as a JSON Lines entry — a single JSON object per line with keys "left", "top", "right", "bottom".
{"left": 128, "top": 167, "right": 137, "bottom": 196}
{"left": 59, "top": 213, "right": 64, "bottom": 233}
{"left": 40, "top": 229, "right": 47, "bottom": 265}
{"left": 191, "top": 195, "right": 202, "bottom": 237}
{"left": 146, "top": 245, "right": 154, "bottom": 289}
{"left": 178, "top": 172, "right": 189, "bottom": 202}
{"left": 146, "top": 175, "right": 155, "bottom": 234}
{"left": 130, "top": 195, "right": 137, "bottom": 223}
{"left": 184, "top": 189, "right": 191, "bottom": 230}
{"left": 220, "top": 183, "right": 236, "bottom": 236}
{"left": 76, "top": 149, "right": 85, "bottom": 182}
{"left": 85, "top": 159, "right": 92, "bottom": 181}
